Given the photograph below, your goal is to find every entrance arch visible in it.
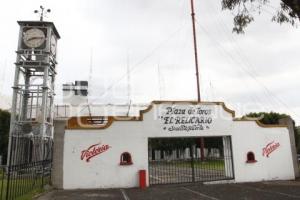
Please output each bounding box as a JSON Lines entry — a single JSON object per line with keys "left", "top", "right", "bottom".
{"left": 148, "top": 136, "right": 234, "bottom": 185}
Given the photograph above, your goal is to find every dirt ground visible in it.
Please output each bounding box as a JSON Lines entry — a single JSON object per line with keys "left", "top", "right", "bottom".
{"left": 37, "top": 181, "right": 300, "bottom": 200}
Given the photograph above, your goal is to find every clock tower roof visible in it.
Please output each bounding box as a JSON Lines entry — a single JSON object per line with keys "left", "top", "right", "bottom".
{"left": 17, "top": 21, "right": 60, "bottom": 39}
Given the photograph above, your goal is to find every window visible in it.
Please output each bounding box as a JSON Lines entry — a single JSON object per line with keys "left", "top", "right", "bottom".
{"left": 246, "top": 151, "right": 257, "bottom": 163}
{"left": 120, "top": 152, "right": 133, "bottom": 165}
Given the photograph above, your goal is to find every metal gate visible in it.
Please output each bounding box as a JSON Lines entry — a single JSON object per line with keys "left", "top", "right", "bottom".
{"left": 148, "top": 136, "right": 234, "bottom": 185}
{"left": 0, "top": 136, "right": 53, "bottom": 200}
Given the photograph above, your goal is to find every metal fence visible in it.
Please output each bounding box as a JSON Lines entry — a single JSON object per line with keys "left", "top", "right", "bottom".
{"left": 148, "top": 136, "right": 234, "bottom": 185}
{"left": 0, "top": 166, "right": 6, "bottom": 200}
{"left": 0, "top": 137, "right": 53, "bottom": 200}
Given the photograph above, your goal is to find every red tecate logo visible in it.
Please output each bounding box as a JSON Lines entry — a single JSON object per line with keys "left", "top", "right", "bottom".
{"left": 81, "top": 143, "right": 111, "bottom": 162}
{"left": 262, "top": 141, "right": 280, "bottom": 158}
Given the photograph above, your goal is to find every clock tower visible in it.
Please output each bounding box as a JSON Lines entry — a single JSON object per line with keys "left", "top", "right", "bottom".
{"left": 7, "top": 19, "right": 60, "bottom": 164}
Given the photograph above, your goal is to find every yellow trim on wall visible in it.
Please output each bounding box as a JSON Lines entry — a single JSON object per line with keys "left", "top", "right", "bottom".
{"left": 233, "top": 118, "right": 288, "bottom": 128}
{"left": 66, "top": 100, "right": 289, "bottom": 130}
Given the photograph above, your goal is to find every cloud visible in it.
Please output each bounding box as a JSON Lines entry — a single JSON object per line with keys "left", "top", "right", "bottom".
{"left": 0, "top": 0, "right": 299, "bottom": 124}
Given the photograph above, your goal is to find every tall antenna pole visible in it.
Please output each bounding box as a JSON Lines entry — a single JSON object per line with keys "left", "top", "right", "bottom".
{"left": 126, "top": 54, "right": 132, "bottom": 116}
{"left": 190, "top": 0, "right": 201, "bottom": 102}
{"left": 127, "top": 54, "right": 131, "bottom": 104}
{"left": 157, "top": 64, "right": 162, "bottom": 100}
{"left": 190, "top": 0, "right": 205, "bottom": 161}
{"left": 87, "top": 49, "right": 93, "bottom": 119}
{"left": 88, "top": 48, "right": 93, "bottom": 94}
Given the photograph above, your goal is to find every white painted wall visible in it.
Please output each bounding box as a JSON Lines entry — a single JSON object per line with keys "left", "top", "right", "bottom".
{"left": 62, "top": 102, "right": 295, "bottom": 189}
{"left": 63, "top": 126, "right": 148, "bottom": 189}
{"left": 231, "top": 121, "right": 295, "bottom": 182}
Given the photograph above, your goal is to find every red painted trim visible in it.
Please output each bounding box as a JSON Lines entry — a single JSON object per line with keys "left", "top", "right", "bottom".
{"left": 246, "top": 160, "right": 257, "bottom": 163}
{"left": 120, "top": 152, "right": 133, "bottom": 165}
{"left": 120, "top": 162, "right": 133, "bottom": 166}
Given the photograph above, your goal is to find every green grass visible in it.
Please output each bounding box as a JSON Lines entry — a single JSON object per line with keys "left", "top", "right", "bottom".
{"left": 172, "top": 160, "right": 225, "bottom": 170}
{"left": 0, "top": 175, "right": 48, "bottom": 200}
{"left": 194, "top": 160, "right": 225, "bottom": 170}
{"left": 15, "top": 188, "right": 44, "bottom": 200}
{"left": 0, "top": 177, "right": 7, "bottom": 200}
{"left": 0, "top": 171, "right": 6, "bottom": 200}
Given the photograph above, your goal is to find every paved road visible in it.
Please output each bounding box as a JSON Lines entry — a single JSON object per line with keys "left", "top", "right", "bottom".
{"left": 37, "top": 181, "right": 300, "bottom": 200}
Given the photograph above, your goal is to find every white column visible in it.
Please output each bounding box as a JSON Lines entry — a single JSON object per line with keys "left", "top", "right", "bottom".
{"left": 223, "top": 136, "right": 234, "bottom": 178}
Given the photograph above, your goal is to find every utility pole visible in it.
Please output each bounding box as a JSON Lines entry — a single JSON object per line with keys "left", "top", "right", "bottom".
{"left": 190, "top": 0, "right": 205, "bottom": 161}
{"left": 190, "top": 0, "right": 201, "bottom": 101}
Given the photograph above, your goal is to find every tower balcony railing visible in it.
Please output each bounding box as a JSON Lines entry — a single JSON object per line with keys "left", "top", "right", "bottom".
{"left": 54, "top": 103, "right": 149, "bottom": 119}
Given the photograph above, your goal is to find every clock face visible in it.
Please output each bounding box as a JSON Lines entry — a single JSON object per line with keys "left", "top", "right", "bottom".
{"left": 50, "top": 35, "right": 57, "bottom": 55}
{"left": 23, "top": 28, "right": 46, "bottom": 48}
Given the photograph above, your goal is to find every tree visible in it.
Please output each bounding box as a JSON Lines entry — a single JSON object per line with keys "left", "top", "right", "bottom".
{"left": 244, "top": 111, "right": 288, "bottom": 124}
{"left": 221, "top": 0, "right": 300, "bottom": 33}
{"left": 0, "top": 109, "right": 10, "bottom": 164}
{"left": 243, "top": 112, "right": 299, "bottom": 152}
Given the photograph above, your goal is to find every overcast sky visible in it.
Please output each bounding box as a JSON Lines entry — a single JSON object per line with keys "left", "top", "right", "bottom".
{"left": 0, "top": 0, "right": 299, "bottom": 124}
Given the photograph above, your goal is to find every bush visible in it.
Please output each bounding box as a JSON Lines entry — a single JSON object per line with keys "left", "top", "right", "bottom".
{"left": 0, "top": 109, "right": 10, "bottom": 164}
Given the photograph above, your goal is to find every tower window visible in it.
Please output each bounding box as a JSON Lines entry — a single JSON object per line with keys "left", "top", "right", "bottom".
{"left": 120, "top": 152, "right": 133, "bottom": 165}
